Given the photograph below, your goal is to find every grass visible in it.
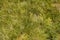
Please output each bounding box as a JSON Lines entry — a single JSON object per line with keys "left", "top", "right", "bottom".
{"left": 0, "top": 0, "right": 60, "bottom": 40}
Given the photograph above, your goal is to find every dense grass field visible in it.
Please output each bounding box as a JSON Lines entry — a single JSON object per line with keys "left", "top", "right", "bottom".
{"left": 0, "top": 0, "right": 60, "bottom": 40}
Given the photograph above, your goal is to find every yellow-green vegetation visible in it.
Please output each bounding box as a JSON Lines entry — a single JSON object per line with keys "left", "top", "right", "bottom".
{"left": 0, "top": 0, "right": 60, "bottom": 40}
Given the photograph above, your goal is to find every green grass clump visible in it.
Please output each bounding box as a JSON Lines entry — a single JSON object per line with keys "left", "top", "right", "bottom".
{"left": 0, "top": 0, "right": 60, "bottom": 40}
